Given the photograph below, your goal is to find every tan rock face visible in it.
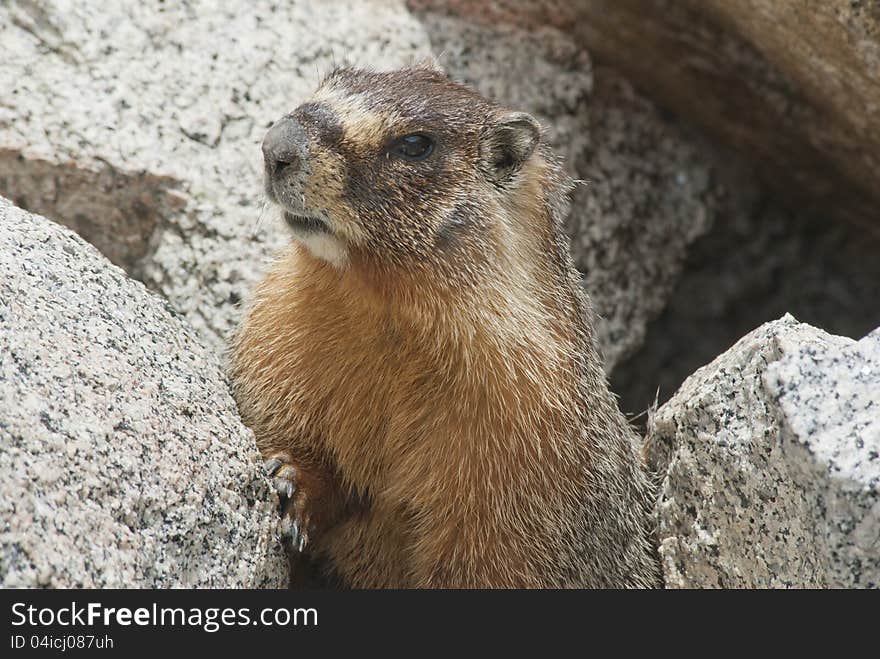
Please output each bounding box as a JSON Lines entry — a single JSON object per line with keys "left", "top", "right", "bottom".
{"left": 411, "top": 0, "right": 880, "bottom": 230}
{"left": 697, "top": 0, "right": 880, "bottom": 223}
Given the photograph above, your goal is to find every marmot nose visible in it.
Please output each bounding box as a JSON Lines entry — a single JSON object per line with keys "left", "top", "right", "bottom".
{"left": 262, "top": 115, "right": 308, "bottom": 177}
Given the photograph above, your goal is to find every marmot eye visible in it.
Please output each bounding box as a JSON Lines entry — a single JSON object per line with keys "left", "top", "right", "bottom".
{"left": 389, "top": 133, "right": 434, "bottom": 160}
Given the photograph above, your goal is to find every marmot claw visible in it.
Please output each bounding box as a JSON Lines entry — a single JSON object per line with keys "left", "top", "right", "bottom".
{"left": 264, "top": 452, "right": 311, "bottom": 553}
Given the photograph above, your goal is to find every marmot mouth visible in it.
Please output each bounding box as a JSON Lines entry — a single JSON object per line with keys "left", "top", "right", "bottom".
{"left": 284, "top": 211, "right": 330, "bottom": 234}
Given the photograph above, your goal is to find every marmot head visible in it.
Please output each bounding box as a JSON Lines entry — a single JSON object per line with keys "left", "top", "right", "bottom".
{"left": 262, "top": 62, "right": 567, "bottom": 279}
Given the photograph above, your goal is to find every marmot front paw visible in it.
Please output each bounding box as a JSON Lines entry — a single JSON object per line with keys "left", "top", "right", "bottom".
{"left": 264, "top": 452, "right": 317, "bottom": 553}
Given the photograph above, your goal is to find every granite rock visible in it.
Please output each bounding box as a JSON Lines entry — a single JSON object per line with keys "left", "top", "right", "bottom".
{"left": 1, "top": 0, "right": 729, "bottom": 369}
{"left": 0, "top": 197, "right": 287, "bottom": 588}
{"left": 764, "top": 322, "right": 880, "bottom": 588}
{"left": 646, "top": 315, "right": 880, "bottom": 588}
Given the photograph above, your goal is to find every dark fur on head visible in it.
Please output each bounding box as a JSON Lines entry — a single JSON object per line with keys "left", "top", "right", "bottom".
{"left": 265, "top": 64, "right": 572, "bottom": 290}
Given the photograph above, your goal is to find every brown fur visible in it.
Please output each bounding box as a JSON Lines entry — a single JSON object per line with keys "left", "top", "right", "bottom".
{"left": 230, "top": 64, "right": 661, "bottom": 588}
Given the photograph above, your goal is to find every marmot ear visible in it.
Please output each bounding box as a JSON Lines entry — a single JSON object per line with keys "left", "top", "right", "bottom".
{"left": 480, "top": 112, "right": 541, "bottom": 185}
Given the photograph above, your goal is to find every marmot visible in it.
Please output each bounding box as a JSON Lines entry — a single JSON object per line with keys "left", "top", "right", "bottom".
{"left": 229, "top": 62, "right": 661, "bottom": 588}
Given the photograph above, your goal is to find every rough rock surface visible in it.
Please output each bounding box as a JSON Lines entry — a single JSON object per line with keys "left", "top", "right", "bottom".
{"left": 411, "top": 0, "right": 880, "bottom": 228}
{"left": 0, "top": 197, "right": 287, "bottom": 588}
{"left": 1, "top": 0, "right": 730, "bottom": 369}
{"left": 645, "top": 315, "right": 880, "bottom": 588}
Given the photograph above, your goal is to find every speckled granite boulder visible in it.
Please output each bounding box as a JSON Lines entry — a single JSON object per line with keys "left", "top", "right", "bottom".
{"left": 0, "top": 197, "right": 287, "bottom": 588}
{"left": 1, "top": 0, "right": 728, "bottom": 370}
{"left": 646, "top": 314, "right": 880, "bottom": 588}
{"left": 764, "top": 322, "right": 880, "bottom": 588}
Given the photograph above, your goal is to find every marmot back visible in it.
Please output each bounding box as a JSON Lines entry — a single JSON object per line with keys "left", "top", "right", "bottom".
{"left": 230, "top": 62, "right": 661, "bottom": 588}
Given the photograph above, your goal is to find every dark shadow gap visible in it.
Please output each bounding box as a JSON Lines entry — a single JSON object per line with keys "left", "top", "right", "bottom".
{"left": 612, "top": 195, "right": 880, "bottom": 428}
